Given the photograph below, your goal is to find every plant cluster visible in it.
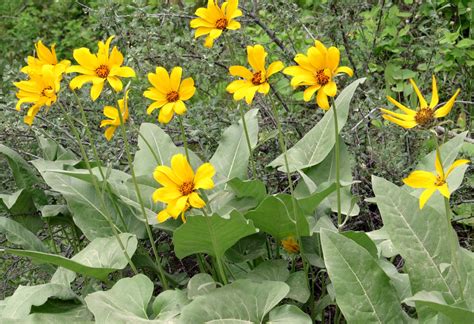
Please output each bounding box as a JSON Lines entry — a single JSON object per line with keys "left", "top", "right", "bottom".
{"left": 0, "top": 0, "right": 472, "bottom": 323}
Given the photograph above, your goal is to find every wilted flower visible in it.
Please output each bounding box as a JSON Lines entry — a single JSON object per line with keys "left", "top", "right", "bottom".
{"left": 284, "top": 40, "right": 353, "bottom": 110}
{"left": 226, "top": 44, "right": 284, "bottom": 104}
{"left": 281, "top": 236, "right": 300, "bottom": 254}
{"left": 381, "top": 76, "right": 460, "bottom": 129}
{"left": 403, "top": 152, "right": 469, "bottom": 209}
{"left": 67, "top": 36, "right": 136, "bottom": 101}
{"left": 190, "top": 0, "right": 242, "bottom": 48}
{"left": 143, "top": 67, "right": 195, "bottom": 124}
{"left": 100, "top": 91, "right": 129, "bottom": 141}
{"left": 153, "top": 154, "right": 215, "bottom": 223}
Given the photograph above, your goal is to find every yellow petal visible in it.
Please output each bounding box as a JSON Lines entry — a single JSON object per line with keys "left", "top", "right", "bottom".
{"left": 107, "top": 76, "right": 123, "bottom": 92}
{"left": 72, "top": 48, "right": 98, "bottom": 70}
{"left": 403, "top": 170, "right": 437, "bottom": 188}
{"left": 103, "top": 105, "right": 118, "bottom": 119}
{"left": 437, "top": 183, "right": 450, "bottom": 199}
{"left": 434, "top": 89, "right": 460, "bottom": 119}
{"left": 316, "top": 89, "right": 329, "bottom": 110}
{"left": 158, "top": 102, "right": 175, "bottom": 124}
{"left": 419, "top": 188, "right": 436, "bottom": 209}
{"left": 229, "top": 65, "right": 253, "bottom": 79}
{"left": 435, "top": 151, "right": 444, "bottom": 178}
{"left": 170, "top": 66, "right": 182, "bottom": 91}
{"left": 380, "top": 108, "right": 415, "bottom": 121}
{"left": 409, "top": 79, "right": 428, "bottom": 108}
{"left": 247, "top": 44, "right": 267, "bottom": 72}
{"left": 323, "top": 81, "right": 337, "bottom": 97}
{"left": 90, "top": 80, "right": 105, "bottom": 101}
{"left": 69, "top": 75, "right": 96, "bottom": 90}
{"left": 257, "top": 82, "right": 270, "bottom": 95}
{"left": 178, "top": 78, "right": 196, "bottom": 101}
{"left": 293, "top": 54, "right": 315, "bottom": 72}
{"left": 204, "top": 29, "right": 222, "bottom": 48}
{"left": 110, "top": 66, "right": 136, "bottom": 78}
{"left": 146, "top": 100, "right": 167, "bottom": 115}
{"left": 190, "top": 18, "right": 215, "bottom": 28}
{"left": 194, "top": 27, "right": 213, "bottom": 38}
{"left": 327, "top": 46, "right": 340, "bottom": 71}
{"left": 149, "top": 67, "right": 171, "bottom": 93}
{"left": 104, "top": 126, "right": 116, "bottom": 141}
{"left": 382, "top": 115, "right": 417, "bottom": 129}
{"left": 386, "top": 96, "right": 417, "bottom": 116}
{"left": 429, "top": 75, "right": 438, "bottom": 109}
{"left": 227, "top": 80, "right": 250, "bottom": 94}
{"left": 314, "top": 40, "right": 327, "bottom": 55}
{"left": 189, "top": 192, "right": 206, "bottom": 208}
{"left": 335, "top": 66, "right": 353, "bottom": 77}
{"left": 153, "top": 165, "right": 181, "bottom": 188}
{"left": 36, "top": 40, "right": 55, "bottom": 64}
{"left": 307, "top": 47, "right": 325, "bottom": 71}
{"left": 266, "top": 61, "right": 284, "bottom": 77}
{"left": 226, "top": 20, "right": 241, "bottom": 30}
{"left": 108, "top": 46, "right": 124, "bottom": 67}
{"left": 144, "top": 88, "right": 167, "bottom": 101}
{"left": 157, "top": 209, "right": 171, "bottom": 223}
{"left": 194, "top": 162, "right": 215, "bottom": 190}
{"left": 303, "top": 85, "right": 321, "bottom": 102}
{"left": 67, "top": 65, "right": 95, "bottom": 75}
{"left": 174, "top": 100, "right": 187, "bottom": 115}
{"left": 244, "top": 86, "right": 259, "bottom": 105}
{"left": 171, "top": 154, "right": 194, "bottom": 183}
{"left": 154, "top": 187, "right": 183, "bottom": 203}
{"left": 445, "top": 159, "right": 470, "bottom": 178}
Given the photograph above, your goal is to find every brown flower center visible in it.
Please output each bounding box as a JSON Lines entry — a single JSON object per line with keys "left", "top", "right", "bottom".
{"left": 180, "top": 182, "right": 194, "bottom": 196}
{"left": 251, "top": 71, "right": 264, "bottom": 85}
{"left": 166, "top": 91, "right": 179, "bottom": 102}
{"left": 41, "top": 86, "right": 54, "bottom": 97}
{"left": 95, "top": 65, "right": 109, "bottom": 78}
{"left": 435, "top": 175, "right": 446, "bottom": 187}
{"left": 315, "top": 69, "right": 330, "bottom": 85}
{"left": 215, "top": 18, "right": 228, "bottom": 30}
{"left": 414, "top": 108, "right": 434, "bottom": 126}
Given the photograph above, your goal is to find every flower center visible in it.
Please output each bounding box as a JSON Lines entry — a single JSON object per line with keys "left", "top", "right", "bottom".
{"left": 315, "top": 69, "right": 330, "bottom": 85}
{"left": 95, "top": 65, "right": 109, "bottom": 78}
{"left": 41, "top": 86, "right": 54, "bottom": 98}
{"left": 166, "top": 91, "right": 179, "bottom": 102}
{"left": 251, "top": 71, "right": 264, "bottom": 85}
{"left": 414, "top": 108, "right": 434, "bottom": 126}
{"left": 435, "top": 175, "right": 446, "bottom": 187}
{"left": 281, "top": 237, "right": 300, "bottom": 254}
{"left": 179, "top": 181, "right": 194, "bottom": 196}
{"left": 215, "top": 18, "right": 228, "bottom": 30}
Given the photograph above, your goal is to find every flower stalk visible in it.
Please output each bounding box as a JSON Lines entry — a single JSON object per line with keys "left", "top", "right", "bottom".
{"left": 239, "top": 103, "right": 257, "bottom": 178}
{"left": 331, "top": 97, "right": 343, "bottom": 229}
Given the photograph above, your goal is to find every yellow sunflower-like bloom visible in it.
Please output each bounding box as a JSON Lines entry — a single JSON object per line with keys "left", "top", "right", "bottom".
{"left": 67, "top": 36, "right": 136, "bottom": 101}
{"left": 152, "top": 154, "right": 215, "bottom": 223}
{"left": 226, "top": 44, "right": 284, "bottom": 105}
{"left": 381, "top": 76, "right": 461, "bottom": 129}
{"left": 284, "top": 40, "right": 353, "bottom": 110}
{"left": 403, "top": 152, "right": 469, "bottom": 209}
{"left": 100, "top": 91, "right": 129, "bottom": 141}
{"left": 281, "top": 236, "right": 300, "bottom": 254}
{"left": 190, "top": 0, "right": 242, "bottom": 48}
{"left": 21, "top": 40, "right": 71, "bottom": 76}
{"left": 143, "top": 67, "right": 196, "bottom": 124}
{"left": 14, "top": 64, "right": 63, "bottom": 126}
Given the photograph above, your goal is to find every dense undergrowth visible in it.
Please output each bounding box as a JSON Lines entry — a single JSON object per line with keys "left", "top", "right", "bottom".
{"left": 0, "top": 0, "right": 472, "bottom": 323}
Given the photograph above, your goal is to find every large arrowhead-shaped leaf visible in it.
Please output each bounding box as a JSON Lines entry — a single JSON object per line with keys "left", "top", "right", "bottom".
{"left": 0, "top": 144, "right": 41, "bottom": 188}
{"left": 246, "top": 194, "right": 309, "bottom": 240}
{"left": 38, "top": 135, "right": 76, "bottom": 161}
{"left": 152, "top": 289, "right": 189, "bottom": 321}
{"left": 1, "top": 283, "right": 76, "bottom": 319}
{"left": 3, "top": 233, "right": 137, "bottom": 282}
{"left": 0, "top": 189, "right": 37, "bottom": 215}
{"left": 372, "top": 176, "right": 463, "bottom": 304}
{"left": 173, "top": 211, "right": 257, "bottom": 259}
{"left": 85, "top": 274, "right": 160, "bottom": 324}
{"left": 179, "top": 279, "right": 289, "bottom": 323}
{"left": 269, "top": 78, "right": 366, "bottom": 171}
{"left": 267, "top": 305, "right": 312, "bottom": 324}
{"left": 0, "top": 217, "right": 49, "bottom": 252}
{"left": 320, "top": 229, "right": 406, "bottom": 323}
{"left": 210, "top": 108, "right": 259, "bottom": 187}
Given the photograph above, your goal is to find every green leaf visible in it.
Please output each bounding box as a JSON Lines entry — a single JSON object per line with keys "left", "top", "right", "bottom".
{"left": 179, "top": 279, "right": 289, "bottom": 323}
{"left": 152, "top": 289, "right": 189, "bottom": 321}
{"left": 320, "top": 229, "right": 407, "bottom": 323}
{"left": 173, "top": 211, "right": 258, "bottom": 259}
{"left": 85, "top": 274, "right": 157, "bottom": 323}
{"left": 133, "top": 123, "right": 202, "bottom": 187}
{"left": 297, "top": 183, "right": 337, "bottom": 215}
{"left": 372, "top": 176, "right": 463, "bottom": 304}
{"left": 210, "top": 108, "right": 259, "bottom": 187}
{"left": 0, "top": 144, "right": 41, "bottom": 189}
{"left": 286, "top": 271, "right": 311, "bottom": 303}
{"left": 342, "top": 231, "right": 378, "bottom": 258}
{"left": 1, "top": 283, "right": 76, "bottom": 319}
{"left": 0, "top": 189, "right": 36, "bottom": 215}
{"left": 227, "top": 177, "right": 267, "bottom": 202}
{"left": 268, "top": 78, "right": 366, "bottom": 171}
{"left": 246, "top": 194, "right": 310, "bottom": 240}
{"left": 37, "top": 135, "right": 76, "bottom": 161}
{"left": 186, "top": 273, "right": 216, "bottom": 299}
{"left": 3, "top": 233, "right": 137, "bottom": 282}
{"left": 404, "top": 291, "right": 474, "bottom": 322}
{"left": 0, "top": 217, "right": 49, "bottom": 252}
{"left": 225, "top": 233, "right": 267, "bottom": 263}
{"left": 267, "top": 305, "right": 312, "bottom": 324}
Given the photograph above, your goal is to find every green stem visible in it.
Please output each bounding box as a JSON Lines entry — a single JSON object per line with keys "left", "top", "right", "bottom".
{"left": 178, "top": 115, "right": 190, "bottom": 162}
{"left": 202, "top": 208, "right": 227, "bottom": 284}
{"left": 63, "top": 225, "right": 78, "bottom": 254}
{"left": 115, "top": 93, "right": 169, "bottom": 290}
{"left": 239, "top": 103, "right": 257, "bottom": 178}
{"left": 57, "top": 101, "right": 138, "bottom": 275}
{"left": 46, "top": 219, "right": 59, "bottom": 254}
{"left": 330, "top": 97, "right": 342, "bottom": 229}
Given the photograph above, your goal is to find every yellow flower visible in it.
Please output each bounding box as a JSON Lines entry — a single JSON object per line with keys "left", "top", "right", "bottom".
{"left": 21, "top": 40, "right": 70, "bottom": 75}
{"left": 100, "top": 91, "right": 129, "bottom": 141}
{"left": 143, "top": 67, "right": 196, "bottom": 124}
{"left": 14, "top": 64, "right": 63, "bottom": 126}
{"left": 281, "top": 236, "right": 299, "bottom": 254}
{"left": 152, "top": 154, "right": 215, "bottom": 223}
{"left": 190, "top": 0, "right": 242, "bottom": 48}
{"left": 283, "top": 40, "right": 353, "bottom": 110}
{"left": 226, "top": 44, "right": 284, "bottom": 104}
{"left": 403, "top": 152, "right": 469, "bottom": 209}
{"left": 67, "top": 36, "right": 136, "bottom": 101}
{"left": 381, "top": 76, "right": 461, "bottom": 129}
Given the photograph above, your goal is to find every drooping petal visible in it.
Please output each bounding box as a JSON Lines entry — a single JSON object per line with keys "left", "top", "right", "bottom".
{"left": 382, "top": 115, "right": 418, "bottom": 129}
{"left": 226, "top": 80, "right": 249, "bottom": 94}
{"left": 90, "top": 80, "right": 105, "bottom": 101}
{"left": 323, "top": 81, "right": 337, "bottom": 97}
{"left": 409, "top": 79, "right": 428, "bottom": 108}
{"left": 335, "top": 66, "right": 354, "bottom": 77}
{"left": 244, "top": 86, "right": 260, "bottom": 104}
{"left": 107, "top": 76, "right": 123, "bottom": 92}
{"left": 194, "top": 162, "right": 215, "bottom": 189}
{"left": 69, "top": 75, "right": 96, "bottom": 90}
{"left": 445, "top": 159, "right": 470, "bottom": 177}
{"left": 386, "top": 96, "right": 417, "bottom": 116}
{"left": 158, "top": 102, "right": 175, "bottom": 124}
{"left": 403, "top": 170, "right": 437, "bottom": 188}
{"left": 194, "top": 27, "right": 213, "bottom": 38}
{"left": 103, "top": 106, "right": 118, "bottom": 119}
{"left": 173, "top": 100, "right": 187, "bottom": 115}
{"left": 170, "top": 66, "right": 182, "bottom": 91}
{"left": 316, "top": 89, "right": 330, "bottom": 110}
{"left": 434, "top": 89, "right": 460, "bottom": 118}
{"left": 146, "top": 99, "right": 168, "bottom": 115}
{"left": 171, "top": 153, "right": 194, "bottom": 183}
{"left": 204, "top": 29, "right": 222, "bottom": 48}
{"left": 257, "top": 82, "right": 270, "bottom": 95}
{"left": 104, "top": 126, "right": 117, "bottom": 141}
{"left": 419, "top": 188, "right": 436, "bottom": 209}
{"left": 157, "top": 209, "right": 172, "bottom": 223}
{"left": 178, "top": 78, "right": 196, "bottom": 100}
{"left": 429, "top": 75, "right": 438, "bottom": 109}
{"left": 437, "top": 183, "right": 450, "bottom": 199}
{"left": 189, "top": 192, "right": 206, "bottom": 208}
{"left": 266, "top": 61, "right": 284, "bottom": 77}
{"left": 303, "top": 84, "right": 321, "bottom": 102}
{"left": 229, "top": 65, "right": 253, "bottom": 79}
